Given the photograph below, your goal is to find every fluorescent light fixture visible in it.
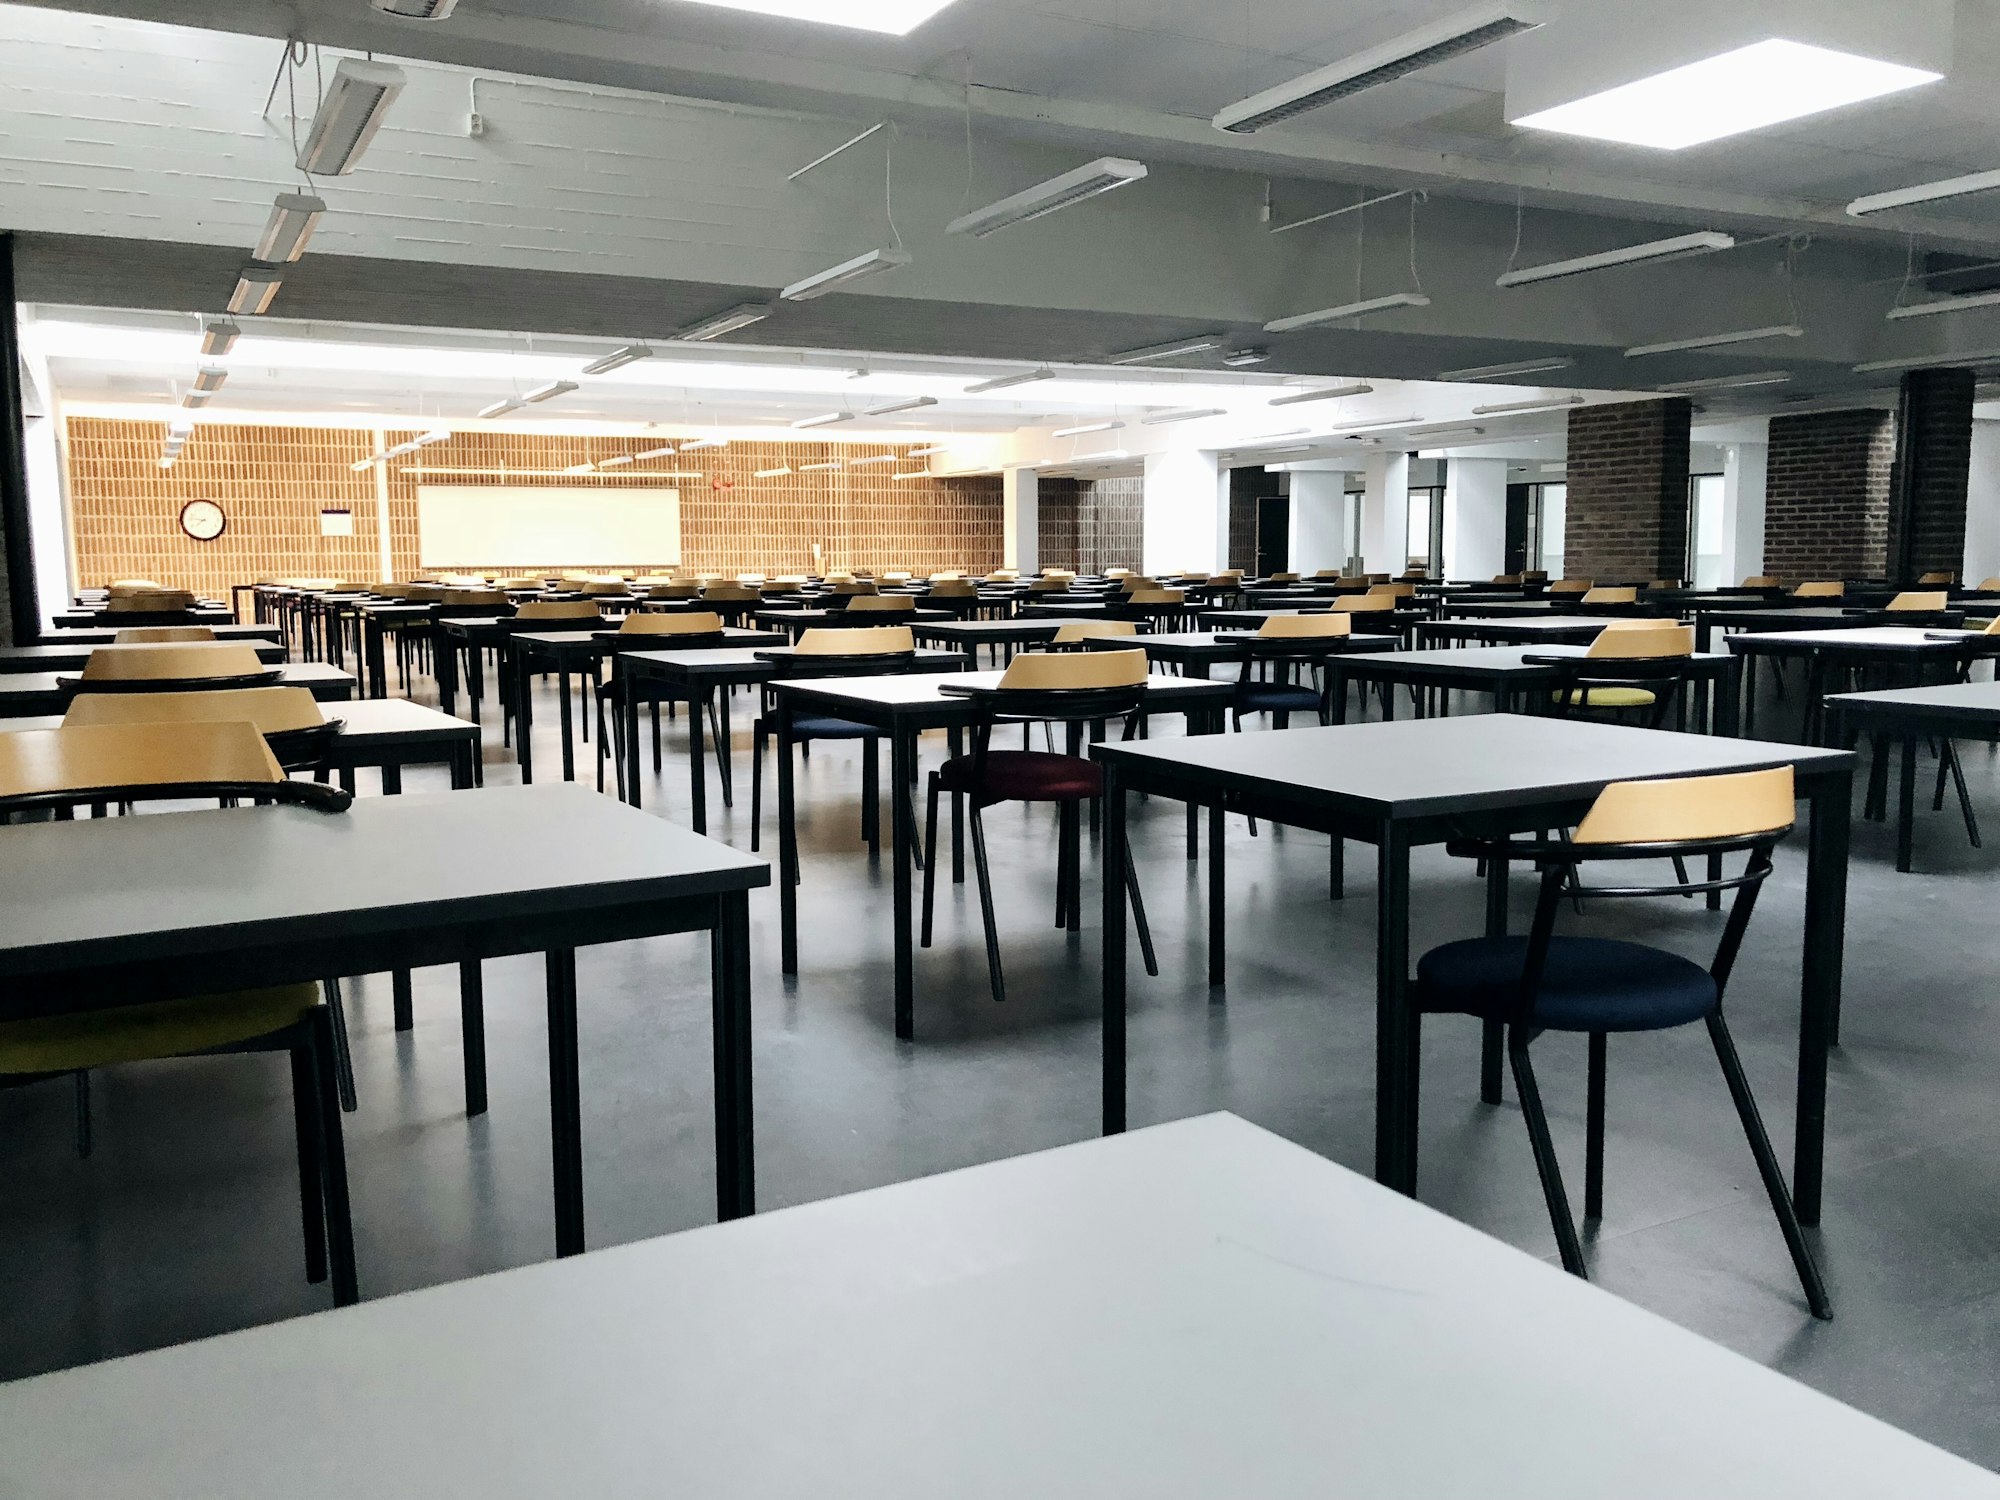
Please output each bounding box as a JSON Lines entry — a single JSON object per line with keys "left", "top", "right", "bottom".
{"left": 663, "top": 0, "right": 961, "bottom": 36}
{"left": 1410, "top": 424, "right": 1488, "bottom": 439}
{"left": 370, "top": 0, "right": 458, "bottom": 17}
{"left": 1438, "top": 356, "right": 1576, "bottom": 382}
{"left": 850, "top": 454, "right": 900, "bottom": 465}
{"left": 1849, "top": 167, "right": 2000, "bottom": 217}
{"left": 167, "top": 419, "right": 194, "bottom": 438}
{"left": 966, "top": 368, "right": 1054, "bottom": 394}
{"left": 158, "top": 454, "right": 178, "bottom": 470}
{"left": 581, "top": 344, "right": 653, "bottom": 375}
{"left": 1222, "top": 348, "right": 1271, "bottom": 367}
{"left": 1512, "top": 40, "right": 1939, "bottom": 151}
{"left": 374, "top": 429, "right": 450, "bottom": 462}
{"left": 1215, "top": 3, "right": 1545, "bottom": 132}
{"left": 1626, "top": 324, "right": 1803, "bottom": 358}
{"left": 1258, "top": 446, "right": 1314, "bottom": 457}
{"left": 1656, "top": 371, "right": 1793, "bottom": 393}
{"left": 946, "top": 157, "right": 1148, "bottom": 238}
{"left": 676, "top": 303, "right": 772, "bottom": 341}
{"left": 200, "top": 321, "right": 240, "bottom": 357}
{"left": 1853, "top": 347, "right": 2000, "bottom": 374}
{"left": 1053, "top": 421, "right": 1126, "bottom": 439}
{"left": 182, "top": 390, "right": 213, "bottom": 408}
{"left": 756, "top": 465, "right": 794, "bottom": 479}
{"left": 632, "top": 445, "right": 679, "bottom": 460}
{"left": 191, "top": 366, "right": 228, "bottom": 394}
{"left": 253, "top": 192, "right": 327, "bottom": 264}
{"left": 227, "top": 265, "right": 283, "bottom": 315}
{"left": 1340, "top": 415, "right": 1425, "bottom": 433}
{"left": 1073, "top": 449, "right": 1131, "bottom": 462}
{"left": 564, "top": 464, "right": 596, "bottom": 475}
{"left": 781, "top": 248, "right": 912, "bottom": 302}
{"left": 477, "top": 397, "right": 523, "bottom": 419}
{"left": 523, "top": 380, "right": 579, "bottom": 403}
{"left": 792, "top": 411, "right": 855, "bottom": 429}
{"left": 1268, "top": 382, "right": 1376, "bottom": 407}
{"left": 681, "top": 436, "right": 729, "bottom": 450}
{"left": 799, "top": 460, "right": 844, "bottom": 473}
{"left": 1107, "top": 332, "right": 1225, "bottom": 365}
{"left": 865, "top": 396, "right": 939, "bottom": 417}
{"left": 349, "top": 456, "right": 375, "bottom": 472}
{"left": 598, "top": 454, "right": 636, "bottom": 468}
{"left": 1265, "top": 293, "right": 1430, "bottom": 334}
{"left": 1141, "top": 408, "right": 1227, "bottom": 425}
{"left": 1470, "top": 395, "right": 1586, "bottom": 416}
{"left": 893, "top": 471, "right": 931, "bottom": 480}
{"left": 1495, "top": 232, "right": 1735, "bottom": 288}
{"left": 296, "top": 58, "right": 407, "bottom": 176}
{"left": 1888, "top": 289, "right": 2000, "bottom": 322}
{"left": 906, "top": 444, "right": 950, "bottom": 456}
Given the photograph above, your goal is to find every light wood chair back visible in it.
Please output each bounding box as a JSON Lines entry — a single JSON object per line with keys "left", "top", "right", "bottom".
{"left": 580, "top": 581, "right": 629, "bottom": 598}
{"left": 1329, "top": 595, "right": 1398, "bottom": 613}
{"left": 64, "top": 686, "right": 325, "bottom": 735}
{"left": 1103, "top": 567, "right": 1133, "bottom": 579}
{"left": 80, "top": 644, "right": 267, "bottom": 682}
{"left": 831, "top": 580, "right": 879, "bottom": 596}
{"left": 703, "top": 585, "right": 759, "bottom": 603}
{"left": 1575, "top": 768, "right": 1794, "bottom": 845}
{"left": 0, "top": 722, "right": 284, "bottom": 798}
{"left": 795, "top": 626, "right": 916, "bottom": 656}
{"left": 114, "top": 627, "right": 215, "bottom": 644}
{"left": 928, "top": 579, "right": 979, "bottom": 598}
{"left": 619, "top": 611, "right": 725, "bottom": 636}
{"left": 1742, "top": 576, "right": 1781, "bottom": 589}
{"left": 1522, "top": 570, "right": 1550, "bottom": 583}
{"left": 1491, "top": 574, "right": 1522, "bottom": 585}
{"left": 1028, "top": 578, "right": 1071, "bottom": 593}
{"left": 999, "top": 649, "right": 1148, "bottom": 691}
{"left": 105, "top": 592, "right": 197, "bottom": 614}
{"left": 845, "top": 595, "right": 917, "bottom": 613}
{"left": 1582, "top": 587, "right": 1639, "bottom": 605}
{"left": 442, "top": 589, "right": 508, "bottom": 607}
{"left": 368, "top": 583, "right": 419, "bottom": 600}
{"left": 1975, "top": 577, "right": 2000, "bottom": 593}
{"left": 107, "top": 580, "right": 163, "bottom": 593}
{"left": 1118, "top": 576, "right": 1158, "bottom": 594}
{"left": 1368, "top": 583, "right": 1417, "bottom": 600}
{"left": 1125, "top": 589, "right": 1185, "bottom": 606}
{"left": 647, "top": 582, "right": 703, "bottom": 599}
{"left": 1258, "top": 613, "right": 1352, "bottom": 638}
{"left": 1793, "top": 581, "right": 1844, "bottom": 598}
{"left": 1053, "top": 621, "right": 1139, "bottom": 644}
{"left": 1585, "top": 621, "right": 1694, "bottom": 659}
{"left": 984, "top": 569, "right": 1020, "bottom": 583}
{"left": 1548, "top": 579, "right": 1593, "bottom": 595}
{"left": 516, "top": 600, "right": 602, "bottom": 621}
{"left": 1268, "top": 572, "right": 1301, "bottom": 585}
{"left": 1919, "top": 571, "right": 1957, "bottom": 587}
{"left": 1886, "top": 591, "right": 1949, "bottom": 612}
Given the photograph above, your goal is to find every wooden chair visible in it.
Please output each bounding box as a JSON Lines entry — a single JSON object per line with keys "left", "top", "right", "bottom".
{"left": 1227, "top": 614, "right": 1353, "bottom": 730}
{"left": 1793, "top": 581, "right": 1844, "bottom": 599}
{"left": 1052, "top": 621, "right": 1139, "bottom": 646}
{"left": 64, "top": 685, "right": 341, "bottom": 774}
{"left": 1368, "top": 583, "right": 1417, "bottom": 601}
{"left": 1582, "top": 587, "right": 1638, "bottom": 606}
{"left": 579, "top": 581, "right": 629, "bottom": 599}
{"left": 67, "top": 643, "right": 277, "bottom": 697}
{"left": 514, "top": 600, "right": 603, "bottom": 622}
{"left": 1491, "top": 574, "right": 1523, "bottom": 586}
{"left": 1886, "top": 591, "right": 1949, "bottom": 613}
{"left": 1974, "top": 577, "right": 2000, "bottom": 594}
{"left": 1415, "top": 768, "right": 1830, "bottom": 1319}
{"left": 927, "top": 580, "right": 979, "bottom": 599}
{"left": 1267, "top": 572, "right": 1301, "bottom": 585}
{"left": 830, "top": 580, "right": 880, "bottom": 597}
{"left": 1742, "top": 576, "right": 1781, "bottom": 590}
{"left": 1918, "top": 571, "right": 1957, "bottom": 587}
{"left": 843, "top": 595, "right": 918, "bottom": 617}
{"left": 1522, "top": 570, "right": 1550, "bottom": 584}
{"left": 750, "top": 627, "right": 921, "bottom": 855}
{"left": 1534, "top": 621, "right": 1696, "bottom": 727}
{"left": 0, "top": 722, "right": 358, "bottom": 1306}
{"left": 114, "top": 627, "right": 215, "bottom": 644}
{"left": 646, "top": 582, "right": 703, "bottom": 600}
{"left": 1548, "top": 579, "right": 1593, "bottom": 595}
{"left": 595, "top": 613, "right": 729, "bottom": 795}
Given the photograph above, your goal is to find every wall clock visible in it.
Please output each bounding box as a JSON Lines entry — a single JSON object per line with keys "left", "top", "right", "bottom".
{"left": 179, "top": 499, "right": 227, "bottom": 542}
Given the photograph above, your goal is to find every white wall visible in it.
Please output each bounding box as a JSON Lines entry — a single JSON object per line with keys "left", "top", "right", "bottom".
{"left": 1966, "top": 423, "right": 2000, "bottom": 587}
{"left": 1442, "top": 458, "right": 1508, "bottom": 580}
{"left": 1288, "top": 470, "right": 1351, "bottom": 575}
{"left": 1360, "top": 452, "right": 1412, "bottom": 575}
{"left": 15, "top": 311, "right": 72, "bottom": 626}
{"left": 1004, "top": 468, "right": 1039, "bottom": 573}
{"left": 1722, "top": 442, "right": 1768, "bottom": 585}
{"left": 1142, "top": 449, "right": 1225, "bottom": 575}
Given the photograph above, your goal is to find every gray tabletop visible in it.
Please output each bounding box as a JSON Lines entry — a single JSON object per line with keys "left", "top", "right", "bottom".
{"left": 0, "top": 641, "right": 286, "bottom": 673}
{"left": 37, "top": 624, "right": 282, "bottom": 646}
{"left": 1336, "top": 644, "right": 1732, "bottom": 679}
{"left": 1726, "top": 625, "right": 1990, "bottom": 653}
{"left": 0, "top": 1113, "right": 1988, "bottom": 1500}
{"left": 775, "top": 669, "right": 1229, "bottom": 718}
{"left": 1826, "top": 679, "right": 2000, "bottom": 724}
{"left": 0, "top": 663, "right": 354, "bottom": 717}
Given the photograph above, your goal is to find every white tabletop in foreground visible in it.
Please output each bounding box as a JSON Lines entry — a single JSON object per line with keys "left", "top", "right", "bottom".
{"left": 0, "top": 1114, "right": 1990, "bottom": 1499}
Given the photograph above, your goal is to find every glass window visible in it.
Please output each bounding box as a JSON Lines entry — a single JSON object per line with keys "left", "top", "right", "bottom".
{"left": 1530, "top": 483, "right": 1567, "bottom": 577}
{"left": 1406, "top": 487, "right": 1444, "bottom": 571}
{"left": 1688, "top": 474, "right": 1725, "bottom": 590}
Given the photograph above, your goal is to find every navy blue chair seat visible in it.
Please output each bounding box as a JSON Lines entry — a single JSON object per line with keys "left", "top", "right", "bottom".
{"left": 1235, "top": 681, "right": 1321, "bottom": 715}
{"left": 788, "top": 714, "right": 878, "bottom": 741}
{"left": 1417, "top": 935, "right": 1717, "bottom": 1033}
{"left": 936, "top": 749, "right": 1103, "bottom": 806}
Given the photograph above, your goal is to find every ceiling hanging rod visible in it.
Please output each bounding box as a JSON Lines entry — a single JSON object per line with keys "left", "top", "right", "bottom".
{"left": 788, "top": 121, "right": 889, "bottom": 182}
{"left": 1270, "top": 188, "right": 1425, "bottom": 237}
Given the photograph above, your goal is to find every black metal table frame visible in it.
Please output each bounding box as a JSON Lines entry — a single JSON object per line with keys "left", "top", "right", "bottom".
{"left": 1327, "top": 649, "right": 1743, "bottom": 736}
{"left": 1825, "top": 691, "right": 1999, "bottom": 873}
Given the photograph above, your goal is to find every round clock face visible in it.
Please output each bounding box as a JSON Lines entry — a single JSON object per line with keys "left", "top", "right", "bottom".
{"left": 180, "top": 499, "right": 226, "bottom": 542}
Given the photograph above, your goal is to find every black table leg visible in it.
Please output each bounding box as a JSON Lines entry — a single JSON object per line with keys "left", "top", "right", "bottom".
{"left": 710, "top": 888, "right": 755, "bottom": 1220}
{"left": 778, "top": 702, "right": 799, "bottom": 976}
{"left": 1718, "top": 658, "right": 1744, "bottom": 739}
{"left": 1208, "top": 799, "right": 1226, "bottom": 986}
{"left": 891, "top": 723, "right": 917, "bottom": 1040}
{"left": 381, "top": 762, "right": 416, "bottom": 1032}
{"left": 367, "top": 618, "right": 388, "bottom": 700}
{"left": 546, "top": 947, "right": 585, "bottom": 1256}
{"left": 623, "top": 662, "right": 643, "bottom": 810}
{"left": 459, "top": 961, "right": 487, "bottom": 1118}
{"left": 1376, "top": 823, "right": 1417, "bottom": 1194}
{"left": 557, "top": 663, "right": 576, "bottom": 782}
{"left": 948, "top": 726, "right": 965, "bottom": 884}
{"left": 516, "top": 648, "right": 536, "bottom": 784}
{"left": 1743, "top": 652, "right": 1759, "bottom": 739}
{"left": 1796, "top": 768, "right": 1853, "bottom": 1226}
{"left": 688, "top": 684, "right": 710, "bottom": 835}
{"left": 1482, "top": 853, "right": 1507, "bottom": 1105}
{"left": 436, "top": 633, "right": 460, "bottom": 716}
{"left": 1898, "top": 731, "right": 1918, "bottom": 873}
{"left": 1102, "top": 764, "right": 1128, "bottom": 1134}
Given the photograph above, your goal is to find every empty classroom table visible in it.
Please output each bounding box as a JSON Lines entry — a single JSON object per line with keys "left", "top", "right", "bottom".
{"left": 0, "top": 663, "right": 354, "bottom": 718}
{"left": 49, "top": 607, "right": 235, "bottom": 631}
{"left": 1091, "top": 715, "right": 1856, "bottom": 1223}
{"left": 0, "top": 640, "right": 286, "bottom": 673}
{"left": 753, "top": 607, "right": 952, "bottom": 641}
{"left": 1702, "top": 603, "right": 1967, "bottom": 653}
{"left": 0, "top": 783, "right": 768, "bottom": 1255}
{"left": 1825, "top": 679, "right": 2000, "bottom": 872}
{"left": 38, "top": 623, "right": 282, "bottom": 647}
{"left": 910, "top": 616, "right": 1103, "bottom": 665}
{"left": 772, "top": 671, "right": 1230, "bottom": 1039}
{"left": 1105, "top": 630, "right": 1399, "bottom": 680}
{"left": 1439, "top": 598, "right": 1666, "bottom": 621}
{"left": 356, "top": 601, "right": 439, "bottom": 698}
{"left": 614, "top": 644, "right": 966, "bottom": 828}
{"left": 1726, "top": 626, "right": 2000, "bottom": 741}
{"left": 1416, "top": 614, "right": 1634, "bottom": 649}
{"left": 7, "top": 1112, "right": 1993, "bottom": 1500}
{"left": 1326, "top": 645, "right": 1742, "bottom": 733}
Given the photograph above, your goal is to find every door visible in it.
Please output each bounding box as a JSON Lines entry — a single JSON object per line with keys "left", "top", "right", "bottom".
{"left": 1257, "top": 494, "right": 1291, "bottom": 575}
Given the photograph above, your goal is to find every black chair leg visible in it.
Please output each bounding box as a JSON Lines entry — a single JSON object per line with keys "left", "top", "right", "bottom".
{"left": 861, "top": 738, "right": 880, "bottom": 852}
{"left": 968, "top": 806, "right": 1007, "bottom": 1004}
{"left": 307, "top": 1007, "right": 359, "bottom": 1306}
{"left": 73, "top": 1071, "right": 92, "bottom": 1159}
{"left": 1945, "top": 739, "right": 1981, "bottom": 847}
{"left": 708, "top": 699, "right": 734, "bottom": 807}
{"left": 651, "top": 701, "right": 663, "bottom": 773}
{"left": 289, "top": 1040, "right": 328, "bottom": 1285}
{"left": 921, "top": 773, "right": 942, "bottom": 947}
{"left": 1122, "top": 826, "right": 1159, "bottom": 978}
{"left": 1585, "top": 1032, "right": 1607, "bottom": 1221}
{"left": 1706, "top": 1012, "right": 1832, "bottom": 1319}
{"left": 750, "top": 724, "right": 766, "bottom": 853}
{"left": 322, "top": 977, "right": 357, "bottom": 1113}
{"left": 1509, "top": 1028, "right": 1588, "bottom": 1278}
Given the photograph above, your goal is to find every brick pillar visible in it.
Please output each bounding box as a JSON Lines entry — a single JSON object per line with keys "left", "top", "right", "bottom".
{"left": 1763, "top": 410, "right": 1895, "bottom": 581}
{"left": 1562, "top": 398, "right": 1692, "bottom": 582}
{"left": 1889, "top": 367, "right": 1975, "bottom": 585}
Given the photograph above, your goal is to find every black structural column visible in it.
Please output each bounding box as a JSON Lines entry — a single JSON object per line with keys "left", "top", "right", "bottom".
{"left": 1888, "top": 366, "right": 1975, "bottom": 587}
{"left": 0, "top": 234, "right": 42, "bottom": 646}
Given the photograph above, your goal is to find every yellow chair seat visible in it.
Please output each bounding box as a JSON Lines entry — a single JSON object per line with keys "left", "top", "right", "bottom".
{"left": 1555, "top": 687, "right": 1659, "bottom": 711}
{"left": 0, "top": 984, "right": 319, "bottom": 1076}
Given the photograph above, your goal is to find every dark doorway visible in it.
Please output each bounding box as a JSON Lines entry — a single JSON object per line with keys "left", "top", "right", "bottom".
{"left": 1256, "top": 493, "right": 1290, "bottom": 575}
{"left": 1505, "top": 483, "right": 1531, "bottom": 575}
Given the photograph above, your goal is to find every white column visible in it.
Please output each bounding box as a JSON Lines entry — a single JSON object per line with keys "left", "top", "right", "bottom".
{"left": 1361, "top": 451, "right": 1411, "bottom": 575}
{"left": 1288, "top": 471, "right": 1350, "bottom": 574}
{"left": 1722, "top": 442, "right": 1768, "bottom": 585}
{"left": 16, "top": 323, "right": 73, "bottom": 627}
{"left": 1965, "top": 424, "right": 2000, "bottom": 586}
{"left": 1142, "top": 448, "right": 1225, "bottom": 576}
{"left": 373, "top": 428, "right": 395, "bottom": 582}
{"left": 1003, "top": 468, "right": 1039, "bottom": 573}
{"left": 1442, "top": 458, "right": 1508, "bottom": 580}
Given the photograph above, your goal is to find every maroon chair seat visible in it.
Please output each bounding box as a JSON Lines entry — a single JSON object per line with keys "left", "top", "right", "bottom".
{"left": 936, "top": 750, "right": 1103, "bottom": 806}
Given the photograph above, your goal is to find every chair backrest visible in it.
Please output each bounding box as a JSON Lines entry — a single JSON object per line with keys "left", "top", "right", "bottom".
{"left": 984, "top": 569, "right": 1020, "bottom": 583}
{"left": 1267, "top": 572, "right": 1301, "bottom": 584}
{"left": 703, "top": 585, "right": 759, "bottom": 602}
{"left": 1313, "top": 569, "right": 1347, "bottom": 581}
{"left": 107, "top": 579, "right": 164, "bottom": 594}
{"left": 928, "top": 579, "right": 979, "bottom": 598}
{"left": 1582, "top": 586, "right": 1638, "bottom": 605}
{"left": 1125, "top": 589, "right": 1185, "bottom": 606}
{"left": 1793, "top": 581, "right": 1844, "bottom": 598}
{"left": 1118, "top": 576, "right": 1158, "bottom": 594}
{"left": 1029, "top": 578, "right": 1071, "bottom": 593}
{"left": 580, "top": 581, "right": 629, "bottom": 598}
{"left": 1574, "top": 767, "right": 1795, "bottom": 846}
{"left": 1491, "top": 574, "right": 1522, "bottom": 586}
{"left": 1886, "top": 591, "right": 1949, "bottom": 612}
{"left": 1208, "top": 571, "right": 1243, "bottom": 586}
{"left": 880, "top": 571, "right": 914, "bottom": 585}
{"left": 1328, "top": 595, "right": 1397, "bottom": 613}
{"left": 1103, "top": 567, "right": 1132, "bottom": 579}
{"left": 1258, "top": 613, "right": 1352, "bottom": 638}
{"left": 1585, "top": 621, "right": 1694, "bottom": 659}
{"left": 844, "top": 594, "right": 917, "bottom": 613}
{"left": 1522, "top": 570, "right": 1550, "bottom": 583}
{"left": 1645, "top": 579, "right": 1682, "bottom": 591}
{"left": 369, "top": 582, "right": 419, "bottom": 600}
{"left": 1052, "top": 620, "right": 1139, "bottom": 644}
{"left": 1041, "top": 568, "right": 1077, "bottom": 580}
{"left": 1918, "top": 571, "right": 1956, "bottom": 587}
{"left": 619, "top": 611, "right": 725, "bottom": 636}
{"left": 831, "top": 580, "right": 879, "bottom": 596}
{"left": 516, "top": 600, "right": 603, "bottom": 622}
{"left": 1976, "top": 577, "right": 2000, "bottom": 593}
{"left": 1742, "top": 576, "right": 1781, "bottom": 589}
{"left": 0, "top": 721, "right": 286, "bottom": 802}
{"left": 442, "top": 589, "right": 509, "bottom": 607}
{"left": 114, "top": 626, "right": 216, "bottom": 644}
{"left": 105, "top": 591, "right": 197, "bottom": 614}
{"left": 794, "top": 625, "right": 917, "bottom": 657}
{"left": 998, "top": 648, "right": 1148, "bottom": 691}
{"left": 64, "top": 685, "right": 326, "bottom": 735}
{"left": 1548, "top": 579, "right": 1593, "bottom": 594}
{"left": 647, "top": 582, "right": 703, "bottom": 598}
{"left": 79, "top": 643, "right": 268, "bottom": 683}
{"left": 1368, "top": 583, "right": 1416, "bottom": 600}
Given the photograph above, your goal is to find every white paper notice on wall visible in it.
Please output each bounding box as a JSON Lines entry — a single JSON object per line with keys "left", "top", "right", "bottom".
{"left": 417, "top": 485, "right": 682, "bottom": 568}
{"left": 320, "top": 508, "right": 355, "bottom": 537}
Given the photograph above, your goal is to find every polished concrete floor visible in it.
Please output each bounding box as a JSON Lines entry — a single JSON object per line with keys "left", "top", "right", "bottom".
{"left": 2, "top": 665, "right": 1999, "bottom": 1471}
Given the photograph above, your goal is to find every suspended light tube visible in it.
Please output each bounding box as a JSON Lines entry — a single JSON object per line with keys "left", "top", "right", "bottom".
{"left": 1053, "top": 421, "right": 1125, "bottom": 439}
{"left": 1625, "top": 324, "right": 1803, "bottom": 358}
{"left": 781, "top": 248, "right": 912, "bottom": 302}
{"left": 946, "top": 157, "right": 1149, "bottom": 238}
{"left": 676, "top": 304, "right": 772, "bottom": 341}
{"left": 1887, "top": 289, "right": 2000, "bottom": 321}
{"left": 965, "top": 368, "right": 1054, "bottom": 394}
{"left": 1495, "top": 232, "right": 1735, "bottom": 288}
{"left": 581, "top": 344, "right": 653, "bottom": 375}
{"left": 1268, "top": 382, "right": 1376, "bottom": 407}
{"left": 253, "top": 192, "right": 328, "bottom": 264}
{"left": 1848, "top": 167, "right": 2000, "bottom": 217}
{"left": 1265, "top": 293, "right": 1430, "bottom": 334}
{"left": 1437, "top": 356, "right": 1575, "bottom": 381}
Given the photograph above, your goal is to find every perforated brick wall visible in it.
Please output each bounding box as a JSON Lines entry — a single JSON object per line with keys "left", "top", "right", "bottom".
{"left": 1764, "top": 409, "right": 1895, "bottom": 582}
{"left": 1037, "top": 476, "right": 1143, "bottom": 574}
{"left": 1889, "top": 368, "right": 1974, "bottom": 585}
{"left": 1562, "top": 398, "right": 1692, "bottom": 583}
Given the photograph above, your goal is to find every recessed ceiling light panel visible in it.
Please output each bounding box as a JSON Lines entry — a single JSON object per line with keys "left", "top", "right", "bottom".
{"left": 664, "top": 0, "right": 961, "bottom": 36}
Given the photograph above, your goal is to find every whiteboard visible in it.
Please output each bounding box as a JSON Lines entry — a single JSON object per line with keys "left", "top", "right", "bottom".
{"left": 417, "top": 486, "right": 682, "bottom": 568}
